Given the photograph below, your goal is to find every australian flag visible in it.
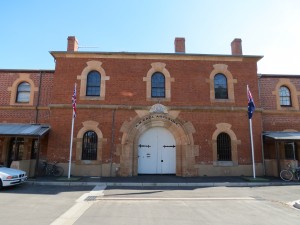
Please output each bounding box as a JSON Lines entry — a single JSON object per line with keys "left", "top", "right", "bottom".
{"left": 247, "top": 85, "right": 255, "bottom": 119}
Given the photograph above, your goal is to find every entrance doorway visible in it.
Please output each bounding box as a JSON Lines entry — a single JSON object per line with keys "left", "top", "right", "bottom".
{"left": 138, "top": 127, "right": 176, "bottom": 174}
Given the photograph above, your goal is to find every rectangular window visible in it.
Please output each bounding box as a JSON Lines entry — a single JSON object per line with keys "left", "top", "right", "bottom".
{"left": 285, "top": 142, "right": 296, "bottom": 160}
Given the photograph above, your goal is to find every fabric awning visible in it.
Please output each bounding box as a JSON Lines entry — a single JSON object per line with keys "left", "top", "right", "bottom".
{"left": 0, "top": 124, "right": 50, "bottom": 137}
{"left": 263, "top": 132, "right": 300, "bottom": 141}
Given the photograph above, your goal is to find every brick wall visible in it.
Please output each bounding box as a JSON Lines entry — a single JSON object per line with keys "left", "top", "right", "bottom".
{"left": 52, "top": 56, "right": 260, "bottom": 107}
{"left": 0, "top": 70, "right": 53, "bottom": 124}
{"left": 47, "top": 53, "right": 263, "bottom": 169}
{"left": 259, "top": 76, "right": 300, "bottom": 131}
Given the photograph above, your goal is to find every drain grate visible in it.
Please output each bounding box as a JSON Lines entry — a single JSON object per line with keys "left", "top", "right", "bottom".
{"left": 84, "top": 196, "right": 97, "bottom": 201}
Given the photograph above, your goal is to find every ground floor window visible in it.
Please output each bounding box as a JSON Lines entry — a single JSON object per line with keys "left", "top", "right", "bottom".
{"left": 82, "top": 131, "right": 97, "bottom": 160}
{"left": 217, "top": 132, "right": 232, "bottom": 161}
{"left": 284, "top": 142, "right": 297, "bottom": 160}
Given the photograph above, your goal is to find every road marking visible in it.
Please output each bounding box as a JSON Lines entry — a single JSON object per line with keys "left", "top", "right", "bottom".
{"left": 97, "top": 197, "right": 255, "bottom": 201}
{"left": 50, "top": 185, "right": 106, "bottom": 225}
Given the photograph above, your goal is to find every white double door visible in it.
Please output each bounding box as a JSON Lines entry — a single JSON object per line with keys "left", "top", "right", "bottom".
{"left": 138, "top": 127, "right": 176, "bottom": 174}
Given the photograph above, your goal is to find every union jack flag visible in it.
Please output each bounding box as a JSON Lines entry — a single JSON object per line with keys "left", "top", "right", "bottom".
{"left": 247, "top": 85, "right": 255, "bottom": 119}
{"left": 72, "top": 83, "right": 77, "bottom": 118}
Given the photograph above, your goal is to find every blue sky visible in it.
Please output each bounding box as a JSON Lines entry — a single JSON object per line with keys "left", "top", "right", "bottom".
{"left": 1, "top": 0, "right": 300, "bottom": 74}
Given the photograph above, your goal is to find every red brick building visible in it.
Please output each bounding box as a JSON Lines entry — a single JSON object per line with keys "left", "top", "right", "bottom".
{"left": 0, "top": 36, "right": 299, "bottom": 178}
{"left": 259, "top": 74, "right": 300, "bottom": 176}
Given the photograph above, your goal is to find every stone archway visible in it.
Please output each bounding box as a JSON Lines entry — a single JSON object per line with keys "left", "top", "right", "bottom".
{"left": 118, "top": 110, "right": 198, "bottom": 177}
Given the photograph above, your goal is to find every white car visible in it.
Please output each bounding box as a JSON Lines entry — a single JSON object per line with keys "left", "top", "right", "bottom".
{"left": 0, "top": 165, "right": 27, "bottom": 188}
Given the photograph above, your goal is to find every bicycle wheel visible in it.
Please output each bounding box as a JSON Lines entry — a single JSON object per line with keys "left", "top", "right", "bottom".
{"left": 280, "top": 169, "right": 293, "bottom": 181}
{"left": 53, "top": 166, "right": 64, "bottom": 177}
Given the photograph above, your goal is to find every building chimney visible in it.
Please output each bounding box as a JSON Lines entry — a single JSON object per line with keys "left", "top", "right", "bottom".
{"left": 175, "top": 37, "right": 185, "bottom": 53}
{"left": 67, "top": 36, "right": 78, "bottom": 52}
{"left": 231, "top": 38, "right": 242, "bottom": 55}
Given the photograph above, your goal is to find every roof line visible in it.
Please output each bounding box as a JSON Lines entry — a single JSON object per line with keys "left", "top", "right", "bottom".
{"left": 49, "top": 50, "right": 263, "bottom": 59}
{"left": 0, "top": 69, "right": 54, "bottom": 73}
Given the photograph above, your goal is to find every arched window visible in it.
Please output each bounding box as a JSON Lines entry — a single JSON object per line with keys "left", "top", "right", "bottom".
{"left": 214, "top": 74, "right": 228, "bottom": 99}
{"left": 16, "top": 82, "right": 30, "bottom": 103}
{"left": 217, "top": 132, "right": 232, "bottom": 161}
{"left": 279, "top": 86, "right": 291, "bottom": 106}
{"left": 82, "top": 131, "right": 97, "bottom": 160}
{"left": 151, "top": 72, "right": 165, "bottom": 98}
{"left": 86, "top": 71, "right": 101, "bottom": 96}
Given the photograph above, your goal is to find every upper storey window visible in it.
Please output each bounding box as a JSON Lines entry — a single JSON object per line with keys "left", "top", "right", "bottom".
{"left": 214, "top": 74, "right": 228, "bottom": 99}
{"left": 208, "top": 64, "right": 236, "bottom": 103}
{"left": 16, "top": 82, "right": 31, "bottom": 103}
{"left": 279, "top": 86, "right": 291, "bottom": 107}
{"left": 78, "top": 61, "right": 110, "bottom": 100}
{"left": 151, "top": 72, "right": 165, "bottom": 98}
{"left": 144, "top": 62, "right": 174, "bottom": 101}
{"left": 86, "top": 71, "right": 101, "bottom": 96}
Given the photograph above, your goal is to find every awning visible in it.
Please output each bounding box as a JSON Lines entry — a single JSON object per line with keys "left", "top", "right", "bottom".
{"left": 0, "top": 124, "right": 50, "bottom": 137}
{"left": 263, "top": 132, "right": 300, "bottom": 141}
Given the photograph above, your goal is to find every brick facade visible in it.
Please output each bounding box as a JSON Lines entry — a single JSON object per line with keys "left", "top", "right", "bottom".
{"left": 0, "top": 37, "right": 299, "bottom": 178}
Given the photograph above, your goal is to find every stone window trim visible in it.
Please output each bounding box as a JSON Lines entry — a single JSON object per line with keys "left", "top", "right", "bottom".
{"left": 77, "top": 61, "right": 110, "bottom": 100}
{"left": 143, "top": 62, "right": 174, "bottom": 102}
{"left": 212, "top": 123, "right": 240, "bottom": 166}
{"left": 7, "top": 74, "right": 38, "bottom": 106}
{"left": 272, "top": 79, "right": 300, "bottom": 110}
{"left": 207, "top": 64, "right": 237, "bottom": 103}
{"left": 75, "top": 121, "right": 106, "bottom": 165}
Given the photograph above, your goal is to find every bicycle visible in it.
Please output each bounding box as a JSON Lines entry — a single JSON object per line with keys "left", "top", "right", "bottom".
{"left": 39, "top": 161, "right": 64, "bottom": 177}
{"left": 280, "top": 163, "right": 300, "bottom": 181}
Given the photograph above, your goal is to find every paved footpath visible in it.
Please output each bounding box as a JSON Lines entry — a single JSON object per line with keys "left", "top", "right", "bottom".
{"left": 1, "top": 181, "right": 300, "bottom": 225}
{"left": 27, "top": 175, "right": 300, "bottom": 187}
{"left": 54, "top": 185, "right": 300, "bottom": 225}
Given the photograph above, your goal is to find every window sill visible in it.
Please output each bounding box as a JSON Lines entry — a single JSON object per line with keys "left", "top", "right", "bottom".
{"left": 147, "top": 97, "right": 170, "bottom": 102}
{"left": 76, "top": 160, "right": 101, "bottom": 165}
{"left": 279, "top": 106, "right": 299, "bottom": 111}
{"left": 211, "top": 99, "right": 235, "bottom": 103}
{"left": 10, "top": 103, "right": 33, "bottom": 106}
{"left": 80, "top": 96, "right": 104, "bottom": 101}
{"left": 213, "top": 161, "right": 235, "bottom": 167}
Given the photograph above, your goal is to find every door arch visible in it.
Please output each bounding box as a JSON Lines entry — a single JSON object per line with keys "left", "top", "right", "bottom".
{"left": 138, "top": 127, "right": 176, "bottom": 174}
{"left": 119, "top": 113, "right": 198, "bottom": 177}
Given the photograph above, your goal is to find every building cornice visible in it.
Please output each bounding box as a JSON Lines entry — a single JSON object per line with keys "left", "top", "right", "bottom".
{"left": 49, "top": 103, "right": 263, "bottom": 113}
{"left": 50, "top": 51, "right": 263, "bottom": 62}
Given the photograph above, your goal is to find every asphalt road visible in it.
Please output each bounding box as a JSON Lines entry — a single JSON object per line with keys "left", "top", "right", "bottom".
{"left": 1, "top": 183, "right": 299, "bottom": 225}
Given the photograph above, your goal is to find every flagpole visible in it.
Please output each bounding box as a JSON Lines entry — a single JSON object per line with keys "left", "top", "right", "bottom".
{"left": 249, "top": 118, "right": 256, "bottom": 178}
{"left": 247, "top": 85, "right": 256, "bottom": 179}
{"left": 68, "top": 114, "right": 75, "bottom": 179}
{"left": 68, "top": 83, "right": 77, "bottom": 179}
